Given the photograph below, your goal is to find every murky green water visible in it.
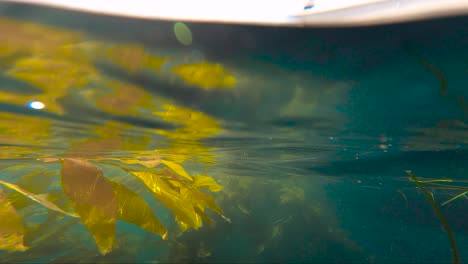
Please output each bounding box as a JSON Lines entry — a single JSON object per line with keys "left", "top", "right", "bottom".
{"left": 0, "top": 2, "right": 467, "bottom": 263}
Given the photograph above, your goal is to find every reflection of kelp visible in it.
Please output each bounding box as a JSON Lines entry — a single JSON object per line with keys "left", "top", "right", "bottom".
{"left": 404, "top": 120, "right": 468, "bottom": 151}
{"left": 407, "top": 171, "right": 466, "bottom": 264}
{"left": 0, "top": 158, "right": 226, "bottom": 255}
{"left": 403, "top": 42, "right": 468, "bottom": 115}
{"left": 172, "top": 62, "right": 237, "bottom": 90}
{"left": 0, "top": 17, "right": 233, "bottom": 164}
{"left": 167, "top": 175, "right": 365, "bottom": 263}
{"left": 0, "top": 18, "right": 237, "bottom": 115}
{"left": 0, "top": 18, "right": 95, "bottom": 114}
{"left": 154, "top": 104, "right": 222, "bottom": 164}
{"left": 0, "top": 113, "right": 52, "bottom": 146}
{"left": 0, "top": 17, "right": 350, "bottom": 128}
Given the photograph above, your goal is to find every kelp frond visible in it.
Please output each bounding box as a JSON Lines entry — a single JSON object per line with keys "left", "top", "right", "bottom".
{"left": 406, "top": 171, "right": 460, "bottom": 264}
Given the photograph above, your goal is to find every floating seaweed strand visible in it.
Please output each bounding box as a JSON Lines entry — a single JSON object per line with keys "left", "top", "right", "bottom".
{"left": 407, "top": 176, "right": 468, "bottom": 206}
{"left": 403, "top": 42, "right": 468, "bottom": 116}
{"left": 406, "top": 171, "right": 460, "bottom": 264}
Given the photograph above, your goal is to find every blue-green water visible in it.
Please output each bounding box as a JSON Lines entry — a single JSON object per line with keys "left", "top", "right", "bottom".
{"left": 0, "top": 2, "right": 467, "bottom": 263}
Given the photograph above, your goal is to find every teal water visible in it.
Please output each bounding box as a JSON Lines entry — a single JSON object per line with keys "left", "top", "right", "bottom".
{"left": 0, "top": 2, "right": 467, "bottom": 263}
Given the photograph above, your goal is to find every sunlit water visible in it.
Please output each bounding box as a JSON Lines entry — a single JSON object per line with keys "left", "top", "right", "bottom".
{"left": 0, "top": 2, "right": 467, "bottom": 263}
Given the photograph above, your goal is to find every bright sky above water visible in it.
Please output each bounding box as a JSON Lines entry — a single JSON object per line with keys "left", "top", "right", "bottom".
{"left": 6, "top": 0, "right": 468, "bottom": 26}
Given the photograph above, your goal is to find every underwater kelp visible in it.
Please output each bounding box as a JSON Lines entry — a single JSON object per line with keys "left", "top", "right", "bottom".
{"left": 166, "top": 174, "right": 364, "bottom": 263}
{"left": 0, "top": 157, "right": 226, "bottom": 254}
{"left": 0, "top": 190, "right": 27, "bottom": 252}
{"left": 401, "top": 45, "right": 465, "bottom": 264}
{"left": 0, "top": 13, "right": 405, "bottom": 263}
{"left": 406, "top": 171, "right": 468, "bottom": 207}
{"left": 404, "top": 42, "right": 467, "bottom": 116}
{"left": 0, "top": 17, "right": 235, "bottom": 256}
{"left": 407, "top": 171, "right": 466, "bottom": 264}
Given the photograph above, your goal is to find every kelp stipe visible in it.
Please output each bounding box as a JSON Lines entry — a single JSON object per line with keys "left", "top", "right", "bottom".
{"left": 406, "top": 171, "right": 460, "bottom": 264}
{"left": 403, "top": 42, "right": 468, "bottom": 116}
{"left": 402, "top": 42, "right": 447, "bottom": 96}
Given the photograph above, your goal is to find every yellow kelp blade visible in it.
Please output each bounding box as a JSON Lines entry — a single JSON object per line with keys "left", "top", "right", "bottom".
{"left": 105, "top": 44, "right": 145, "bottom": 73}
{"left": 104, "top": 44, "right": 167, "bottom": 73}
{"left": 160, "top": 172, "right": 228, "bottom": 226}
{"left": 130, "top": 171, "right": 202, "bottom": 230}
{"left": 16, "top": 170, "right": 56, "bottom": 193}
{"left": 154, "top": 103, "right": 222, "bottom": 140}
{"left": 60, "top": 158, "right": 117, "bottom": 255}
{"left": 94, "top": 79, "right": 156, "bottom": 116}
{"left": 122, "top": 159, "right": 161, "bottom": 168}
{"left": 8, "top": 56, "right": 96, "bottom": 90}
{"left": 6, "top": 55, "right": 97, "bottom": 114}
{"left": 46, "top": 189, "right": 76, "bottom": 214}
{"left": 0, "top": 191, "right": 28, "bottom": 252}
{"left": 37, "top": 158, "right": 60, "bottom": 163}
{"left": 7, "top": 170, "right": 56, "bottom": 210}
{"left": 190, "top": 189, "right": 224, "bottom": 216}
{"left": 193, "top": 175, "right": 224, "bottom": 192}
{"left": 193, "top": 206, "right": 213, "bottom": 225}
{"left": 0, "top": 180, "right": 77, "bottom": 217}
{"left": 96, "top": 157, "right": 162, "bottom": 168}
{"left": 160, "top": 160, "right": 193, "bottom": 182}
{"left": 109, "top": 180, "right": 168, "bottom": 239}
{"left": 180, "top": 184, "right": 230, "bottom": 223}
{"left": 172, "top": 62, "right": 237, "bottom": 90}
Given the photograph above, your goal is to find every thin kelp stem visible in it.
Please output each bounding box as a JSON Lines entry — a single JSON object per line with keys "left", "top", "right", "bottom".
{"left": 441, "top": 191, "right": 468, "bottom": 207}
{"left": 403, "top": 42, "right": 468, "bottom": 116}
{"left": 419, "top": 183, "right": 468, "bottom": 190}
{"left": 403, "top": 43, "right": 448, "bottom": 96}
{"left": 406, "top": 171, "right": 460, "bottom": 264}
{"left": 408, "top": 178, "right": 454, "bottom": 183}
